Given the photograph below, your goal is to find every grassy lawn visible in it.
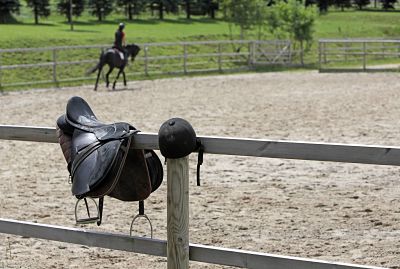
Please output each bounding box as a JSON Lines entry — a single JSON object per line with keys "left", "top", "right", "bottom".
{"left": 315, "top": 10, "right": 400, "bottom": 38}
{"left": 0, "top": 14, "right": 236, "bottom": 48}
{"left": 1, "top": 9, "right": 400, "bottom": 49}
{"left": 0, "top": 8, "right": 399, "bottom": 90}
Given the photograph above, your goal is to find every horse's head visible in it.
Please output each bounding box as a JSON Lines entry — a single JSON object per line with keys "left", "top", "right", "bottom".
{"left": 125, "top": 44, "right": 141, "bottom": 62}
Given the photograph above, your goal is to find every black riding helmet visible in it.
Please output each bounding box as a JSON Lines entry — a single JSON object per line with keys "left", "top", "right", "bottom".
{"left": 119, "top": 23, "right": 125, "bottom": 30}
{"left": 158, "top": 118, "right": 196, "bottom": 159}
{"left": 158, "top": 118, "right": 204, "bottom": 185}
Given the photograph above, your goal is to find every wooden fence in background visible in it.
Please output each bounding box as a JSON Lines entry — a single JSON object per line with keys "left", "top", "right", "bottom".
{"left": 0, "top": 40, "right": 292, "bottom": 88}
{"left": 319, "top": 39, "right": 400, "bottom": 72}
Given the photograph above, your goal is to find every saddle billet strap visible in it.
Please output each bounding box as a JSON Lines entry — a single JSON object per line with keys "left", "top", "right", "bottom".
{"left": 196, "top": 139, "right": 204, "bottom": 186}
{"left": 97, "top": 197, "right": 104, "bottom": 226}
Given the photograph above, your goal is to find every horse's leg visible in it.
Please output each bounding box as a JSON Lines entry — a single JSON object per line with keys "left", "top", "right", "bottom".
{"left": 94, "top": 66, "right": 102, "bottom": 91}
{"left": 113, "top": 68, "right": 123, "bottom": 90}
{"left": 106, "top": 67, "right": 114, "bottom": 88}
{"left": 122, "top": 70, "right": 127, "bottom": 86}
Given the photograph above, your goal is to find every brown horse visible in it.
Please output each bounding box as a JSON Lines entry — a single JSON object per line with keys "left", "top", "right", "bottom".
{"left": 87, "top": 44, "right": 140, "bottom": 91}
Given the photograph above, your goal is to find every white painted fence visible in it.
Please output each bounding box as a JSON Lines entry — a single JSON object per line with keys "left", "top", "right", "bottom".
{"left": 0, "top": 125, "right": 392, "bottom": 268}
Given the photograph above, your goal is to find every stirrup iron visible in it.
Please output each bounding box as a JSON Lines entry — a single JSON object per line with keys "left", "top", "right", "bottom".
{"left": 130, "top": 201, "right": 153, "bottom": 238}
{"left": 74, "top": 197, "right": 103, "bottom": 225}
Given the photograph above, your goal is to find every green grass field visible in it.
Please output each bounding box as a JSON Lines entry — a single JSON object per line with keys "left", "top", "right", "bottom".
{"left": 1, "top": 9, "right": 400, "bottom": 49}
{"left": 0, "top": 8, "right": 399, "bottom": 90}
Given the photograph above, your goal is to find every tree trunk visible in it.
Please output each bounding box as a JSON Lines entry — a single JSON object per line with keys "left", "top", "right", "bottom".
{"left": 98, "top": 9, "right": 102, "bottom": 21}
{"left": 128, "top": 3, "right": 133, "bottom": 20}
{"left": 210, "top": 8, "right": 215, "bottom": 19}
{"left": 34, "top": 6, "right": 39, "bottom": 24}
{"left": 186, "top": 0, "right": 191, "bottom": 19}
{"left": 159, "top": 1, "right": 164, "bottom": 20}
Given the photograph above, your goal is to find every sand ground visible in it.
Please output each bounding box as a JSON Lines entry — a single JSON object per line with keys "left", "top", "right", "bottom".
{"left": 0, "top": 71, "right": 400, "bottom": 268}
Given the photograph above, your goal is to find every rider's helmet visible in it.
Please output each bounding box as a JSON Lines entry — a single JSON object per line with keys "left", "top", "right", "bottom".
{"left": 119, "top": 23, "right": 125, "bottom": 30}
{"left": 158, "top": 118, "right": 197, "bottom": 159}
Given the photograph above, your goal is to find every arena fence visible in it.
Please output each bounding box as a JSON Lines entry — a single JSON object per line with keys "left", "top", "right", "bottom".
{"left": 0, "top": 40, "right": 292, "bottom": 89}
{"left": 319, "top": 39, "right": 400, "bottom": 72}
{"left": 0, "top": 125, "right": 393, "bottom": 269}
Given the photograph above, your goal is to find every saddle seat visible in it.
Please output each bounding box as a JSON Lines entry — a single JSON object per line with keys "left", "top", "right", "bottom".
{"left": 56, "top": 96, "right": 163, "bottom": 204}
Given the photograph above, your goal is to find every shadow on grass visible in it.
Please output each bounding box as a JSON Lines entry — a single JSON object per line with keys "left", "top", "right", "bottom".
{"left": 1, "top": 21, "right": 57, "bottom": 26}
{"left": 62, "top": 17, "right": 223, "bottom": 26}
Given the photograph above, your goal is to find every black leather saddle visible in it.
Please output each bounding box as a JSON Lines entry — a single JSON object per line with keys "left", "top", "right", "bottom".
{"left": 56, "top": 96, "right": 163, "bottom": 227}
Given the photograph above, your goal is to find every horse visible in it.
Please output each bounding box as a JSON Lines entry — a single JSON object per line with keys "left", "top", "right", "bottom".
{"left": 87, "top": 44, "right": 141, "bottom": 91}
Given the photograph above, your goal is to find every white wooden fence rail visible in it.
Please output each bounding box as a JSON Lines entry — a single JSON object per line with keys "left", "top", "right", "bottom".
{"left": 0, "top": 125, "right": 392, "bottom": 269}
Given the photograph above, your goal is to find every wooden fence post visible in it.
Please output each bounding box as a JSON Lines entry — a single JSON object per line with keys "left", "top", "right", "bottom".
{"left": 52, "top": 48, "right": 58, "bottom": 84}
{"left": 144, "top": 45, "right": 149, "bottom": 76}
{"left": 167, "top": 156, "right": 189, "bottom": 269}
{"left": 183, "top": 44, "right": 188, "bottom": 75}
{"left": 249, "top": 41, "right": 256, "bottom": 67}
{"left": 0, "top": 52, "right": 3, "bottom": 91}
{"left": 318, "top": 41, "right": 322, "bottom": 71}
{"left": 363, "top": 42, "right": 367, "bottom": 71}
{"left": 398, "top": 41, "right": 400, "bottom": 58}
{"left": 218, "top": 43, "right": 222, "bottom": 72}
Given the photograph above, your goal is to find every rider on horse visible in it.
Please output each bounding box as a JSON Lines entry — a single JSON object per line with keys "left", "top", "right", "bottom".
{"left": 113, "top": 23, "right": 127, "bottom": 60}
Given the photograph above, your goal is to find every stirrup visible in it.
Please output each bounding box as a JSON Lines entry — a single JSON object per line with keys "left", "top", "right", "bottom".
{"left": 74, "top": 197, "right": 103, "bottom": 225}
{"left": 130, "top": 201, "right": 153, "bottom": 238}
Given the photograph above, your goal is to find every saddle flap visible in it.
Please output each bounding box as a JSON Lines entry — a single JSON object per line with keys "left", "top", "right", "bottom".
{"left": 108, "top": 148, "right": 153, "bottom": 201}
{"left": 71, "top": 139, "right": 123, "bottom": 197}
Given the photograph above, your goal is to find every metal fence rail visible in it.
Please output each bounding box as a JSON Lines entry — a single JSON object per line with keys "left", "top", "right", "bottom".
{"left": 0, "top": 40, "right": 292, "bottom": 88}
{"left": 319, "top": 39, "right": 400, "bottom": 72}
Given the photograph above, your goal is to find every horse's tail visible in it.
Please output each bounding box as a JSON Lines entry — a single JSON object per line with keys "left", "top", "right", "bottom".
{"left": 85, "top": 51, "right": 104, "bottom": 75}
{"left": 85, "top": 63, "right": 99, "bottom": 75}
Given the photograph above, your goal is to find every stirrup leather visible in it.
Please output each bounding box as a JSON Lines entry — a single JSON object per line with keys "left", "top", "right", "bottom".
{"left": 130, "top": 201, "right": 153, "bottom": 238}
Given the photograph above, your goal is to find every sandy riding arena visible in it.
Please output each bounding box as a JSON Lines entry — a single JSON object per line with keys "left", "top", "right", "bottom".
{"left": 0, "top": 71, "right": 400, "bottom": 268}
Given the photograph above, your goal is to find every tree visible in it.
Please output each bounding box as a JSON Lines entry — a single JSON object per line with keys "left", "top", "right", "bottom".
{"left": 183, "top": 0, "right": 218, "bottom": 19}
{"left": 117, "top": 0, "right": 146, "bottom": 20}
{"left": 317, "top": 0, "right": 329, "bottom": 12}
{"left": 0, "top": 0, "right": 20, "bottom": 23}
{"left": 353, "top": 0, "right": 370, "bottom": 9}
{"left": 149, "top": 0, "right": 178, "bottom": 20}
{"left": 269, "top": 0, "right": 317, "bottom": 65}
{"left": 381, "top": 0, "right": 397, "bottom": 9}
{"left": 333, "top": 0, "right": 352, "bottom": 11}
{"left": 57, "top": 0, "right": 85, "bottom": 22}
{"left": 221, "top": 0, "right": 266, "bottom": 40}
{"left": 26, "top": 0, "right": 50, "bottom": 24}
{"left": 202, "top": 0, "right": 219, "bottom": 18}
{"left": 88, "top": 0, "right": 114, "bottom": 21}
